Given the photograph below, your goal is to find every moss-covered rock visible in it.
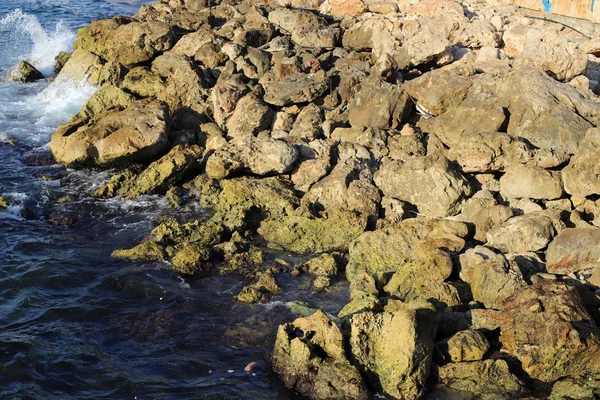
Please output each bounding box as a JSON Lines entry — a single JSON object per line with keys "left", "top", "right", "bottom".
{"left": 338, "top": 292, "right": 380, "bottom": 320}
{"left": 112, "top": 241, "right": 167, "bottom": 262}
{"left": 272, "top": 310, "right": 369, "bottom": 400}
{"left": 350, "top": 307, "right": 438, "bottom": 399}
{"left": 76, "top": 84, "right": 134, "bottom": 120}
{"left": 435, "top": 360, "right": 524, "bottom": 400}
{"left": 436, "top": 330, "right": 490, "bottom": 363}
{"left": 0, "top": 196, "right": 8, "bottom": 208}
{"left": 170, "top": 243, "right": 211, "bottom": 275}
{"left": 9, "top": 61, "right": 44, "bottom": 83}
{"left": 259, "top": 212, "right": 367, "bottom": 254}
{"left": 220, "top": 247, "right": 265, "bottom": 279}
{"left": 237, "top": 270, "right": 280, "bottom": 303}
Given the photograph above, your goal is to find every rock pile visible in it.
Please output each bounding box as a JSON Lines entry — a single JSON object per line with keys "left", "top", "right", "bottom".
{"left": 39, "top": 0, "right": 600, "bottom": 397}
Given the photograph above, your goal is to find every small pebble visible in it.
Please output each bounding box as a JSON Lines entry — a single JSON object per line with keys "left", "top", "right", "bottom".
{"left": 245, "top": 362, "right": 258, "bottom": 372}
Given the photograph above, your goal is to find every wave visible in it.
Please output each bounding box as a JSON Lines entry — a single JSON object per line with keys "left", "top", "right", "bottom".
{"left": 0, "top": 9, "right": 75, "bottom": 76}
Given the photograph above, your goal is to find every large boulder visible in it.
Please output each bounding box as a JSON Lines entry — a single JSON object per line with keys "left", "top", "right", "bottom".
{"left": 350, "top": 307, "right": 438, "bottom": 399}
{"left": 495, "top": 281, "right": 600, "bottom": 382}
{"left": 486, "top": 211, "right": 563, "bottom": 253}
{"left": 301, "top": 159, "right": 381, "bottom": 217}
{"left": 447, "top": 132, "right": 535, "bottom": 173}
{"left": 458, "top": 195, "right": 514, "bottom": 242}
{"left": 546, "top": 228, "right": 600, "bottom": 275}
{"left": 374, "top": 155, "right": 472, "bottom": 217}
{"left": 563, "top": 129, "right": 600, "bottom": 197}
{"left": 76, "top": 84, "right": 134, "bottom": 119}
{"left": 435, "top": 359, "right": 524, "bottom": 399}
{"left": 436, "top": 330, "right": 490, "bottom": 363}
{"left": 272, "top": 310, "right": 369, "bottom": 400}
{"left": 348, "top": 78, "right": 412, "bottom": 129}
{"left": 50, "top": 99, "right": 170, "bottom": 167}
{"left": 205, "top": 136, "right": 298, "bottom": 179}
{"left": 75, "top": 18, "right": 176, "bottom": 68}
{"left": 9, "top": 61, "right": 44, "bottom": 82}
{"left": 260, "top": 70, "right": 329, "bottom": 106}
{"left": 500, "top": 164, "right": 564, "bottom": 200}
{"left": 259, "top": 211, "right": 367, "bottom": 254}
{"left": 470, "top": 254, "right": 526, "bottom": 309}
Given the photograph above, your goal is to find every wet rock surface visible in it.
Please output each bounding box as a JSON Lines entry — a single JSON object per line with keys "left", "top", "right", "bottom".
{"left": 43, "top": 0, "right": 600, "bottom": 398}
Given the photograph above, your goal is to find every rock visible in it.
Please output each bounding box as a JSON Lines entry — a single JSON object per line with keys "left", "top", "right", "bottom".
{"left": 272, "top": 310, "right": 369, "bottom": 400}
{"left": 338, "top": 292, "right": 380, "bottom": 319}
{"left": 205, "top": 136, "right": 298, "bottom": 179}
{"left": 452, "top": 20, "right": 500, "bottom": 49}
{"left": 436, "top": 360, "right": 524, "bottom": 399}
{"left": 237, "top": 270, "right": 280, "bottom": 303}
{"left": 259, "top": 211, "right": 367, "bottom": 254}
{"left": 383, "top": 246, "right": 461, "bottom": 306}
{"left": 458, "top": 195, "right": 514, "bottom": 242}
{"left": 261, "top": 70, "right": 329, "bottom": 107}
{"left": 210, "top": 73, "right": 249, "bottom": 129}
{"left": 50, "top": 99, "right": 170, "bottom": 167}
{"left": 301, "top": 159, "right": 381, "bottom": 217}
{"left": 114, "top": 145, "right": 202, "bottom": 199}
{"left": 436, "top": 330, "right": 490, "bottom": 362}
{"left": 9, "top": 61, "right": 44, "bottom": 82}
{"left": 350, "top": 308, "right": 438, "bottom": 399}
{"left": 304, "top": 253, "right": 340, "bottom": 276}
{"left": 54, "top": 51, "right": 71, "bottom": 75}
{"left": 75, "top": 18, "right": 176, "bottom": 68}
{"left": 403, "top": 68, "right": 474, "bottom": 117}
{"left": 170, "top": 243, "right": 211, "bottom": 275}
{"left": 329, "top": 0, "right": 367, "bottom": 16}
{"left": 225, "top": 92, "right": 273, "bottom": 138}
{"left": 0, "top": 197, "right": 7, "bottom": 208}
{"left": 374, "top": 155, "right": 472, "bottom": 217}
{"left": 348, "top": 78, "right": 412, "bottom": 129}
{"left": 76, "top": 84, "right": 134, "bottom": 120}
{"left": 500, "top": 164, "right": 564, "bottom": 200}
{"left": 447, "top": 132, "right": 535, "bottom": 173}
{"left": 550, "top": 377, "right": 600, "bottom": 400}
{"left": 268, "top": 8, "right": 324, "bottom": 33}
{"left": 346, "top": 218, "right": 469, "bottom": 282}
{"left": 486, "top": 211, "right": 563, "bottom": 253}
{"left": 563, "top": 130, "right": 600, "bottom": 197}
{"left": 520, "top": 31, "right": 588, "bottom": 82}
{"left": 546, "top": 228, "right": 600, "bottom": 275}
{"left": 289, "top": 103, "right": 323, "bottom": 140}
{"left": 397, "top": 28, "right": 454, "bottom": 69}
{"left": 495, "top": 281, "right": 600, "bottom": 382}
{"left": 112, "top": 241, "right": 167, "bottom": 262}
{"left": 470, "top": 254, "right": 526, "bottom": 309}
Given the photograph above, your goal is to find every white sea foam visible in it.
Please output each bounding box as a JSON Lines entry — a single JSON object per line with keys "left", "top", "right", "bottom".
{"left": 0, "top": 9, "right": 75, "bottom": 76}
{"left": 34, "top": 77, "right": 97, "bottom": 123}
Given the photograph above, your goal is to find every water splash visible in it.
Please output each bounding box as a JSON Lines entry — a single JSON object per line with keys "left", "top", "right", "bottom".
{"left": 0, "top": 9, "right": 75, "bottom": 76}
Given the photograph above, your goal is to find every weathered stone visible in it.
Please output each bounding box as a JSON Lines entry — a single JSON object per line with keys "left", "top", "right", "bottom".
{"left": 76, "top": 84, "right": 134, "bottom": 120}
{"left": 436, "top": 360, "right": 524, "bottom": 399}
{"left": 304, "top": 253, "right": 339, "bottom": 276}
{"left": 261, "top": 70, "right": 329, "bottom": 107}
{"left": 457, "top": 245, "right": 499, "bottom": 284}
{"left": 496, "top": 281, "right": 600, "bottom": 382}
{"left": 170, "top": 243, "right": 211, "bottom": 275}
{"left": 374, "top": 155, "right": 472, "bottom": 217}
{"left": 338, "top": 292, "right": 380, "bottom": 319}
{"left": 447, "top": 132, "right": 535, "bottom": 173}
{"left": 50, "top": 99, "right": 170, "bottom": 167}
{"left": 348, "top": 78, "right": 412, "bottom": 129}
{"left": 350, "top": 308, "right": 438, "bottom": 399}
{"left": 225, "top": 92, "right": 273, "bottom": 138}
{"left": 205, "top": 136, "right": 298, "bottom": 179}
{"left": 546, "top": 228, "right": 600, "bottom": 275}
{"left": 563, "top": 130, "right": 600, "bottom": 197}
{"left": 436, "top": 330, "right": 490, "bottom": 362}
{"left": 500, "top": 164, "right": 564, "bottom": 200}
{"left": 486, "top": 211, "right": 563, "bottom": 253}
{"left": 458, "top": 195, "right": 514, "bottom": 242}
{"left": 384, "top": 246, "right": 461, "bottom": 306}
{"left": 470, "top": 255, "right": 526, "bottom": 309}
{"left": 259, "top": 211, "right": 367, "bottom": 254}
{"left": 9, "top": 61, "right": 44, "bottom": 83}
{"left": 272, "top": 310, "right": 369, "bottom": 400}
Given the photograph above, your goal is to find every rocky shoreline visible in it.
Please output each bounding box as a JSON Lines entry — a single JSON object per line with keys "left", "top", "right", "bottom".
{"left": 14, "top": 0, "right": 600, "bottom": 397}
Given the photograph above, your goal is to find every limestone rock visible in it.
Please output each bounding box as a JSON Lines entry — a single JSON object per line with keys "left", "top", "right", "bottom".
{"left": 261, "top": 70, "right": 329, "bottom": 107}
{"left": 486, "top": 211, "right": 563, "bottom": 253}
{"left": 272, "top": 310, "right": 369, "bottom": 400}
{"left": 563, "top": 130, "right": 600, "bottom": 197}
{"left": 205, "top": 136, "right": 298, "bottom": 179}
{"left": 225, "top": 92, "right": 273, "bottom": 138}
{"left": 348, "top": 78, "right": 412, "bottom": 129}
{"left": 500, "top": 164, "right": 564, "bottom": 200}
{"left": 259, "top": 211, "right": 367, "bottom": 254}
{"left": 76, "top": 84, "right": 134, "bottom": 120}
{"left": 50, "top": 99, "right": 170, "bottom": 167}
{"left": 170, "top": 243, "right": 211, "bottom": 275}
{"left": 447, "top": 132, "right": 535, "bottom": 173}
{"left": 470, "top": 254, "right": 526, "bottom": 309}
{"left": 546, "top": 228, "right": 600, "bottom": 275}
{"left": 436, "top": 330, "right": 490, "bottom": 362}
{"left": 374, "top": 155, "right": 472, "bottom": 217}
{"left": 458, "top": 196, "right": 514, "bottom": 242}
{"left": 9, "top": 61, "right": 44, "bottom": 83}
{"left": 350, "top": 308, "right": 438, "bottom": 399}
{"left": 436, "top": 359, "right": 524, "bottom": 399}
{"left": 496, "top": 281, "right": 600, "bottom": 382}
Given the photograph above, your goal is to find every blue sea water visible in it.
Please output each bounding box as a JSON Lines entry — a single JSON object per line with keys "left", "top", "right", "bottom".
{"left": 0, "top": 1, "right": 342, "bottom": 398}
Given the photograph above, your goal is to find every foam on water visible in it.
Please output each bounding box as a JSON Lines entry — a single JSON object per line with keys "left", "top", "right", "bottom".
{"left": 0, "top": 9, "right": 75, "bottom": 76}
